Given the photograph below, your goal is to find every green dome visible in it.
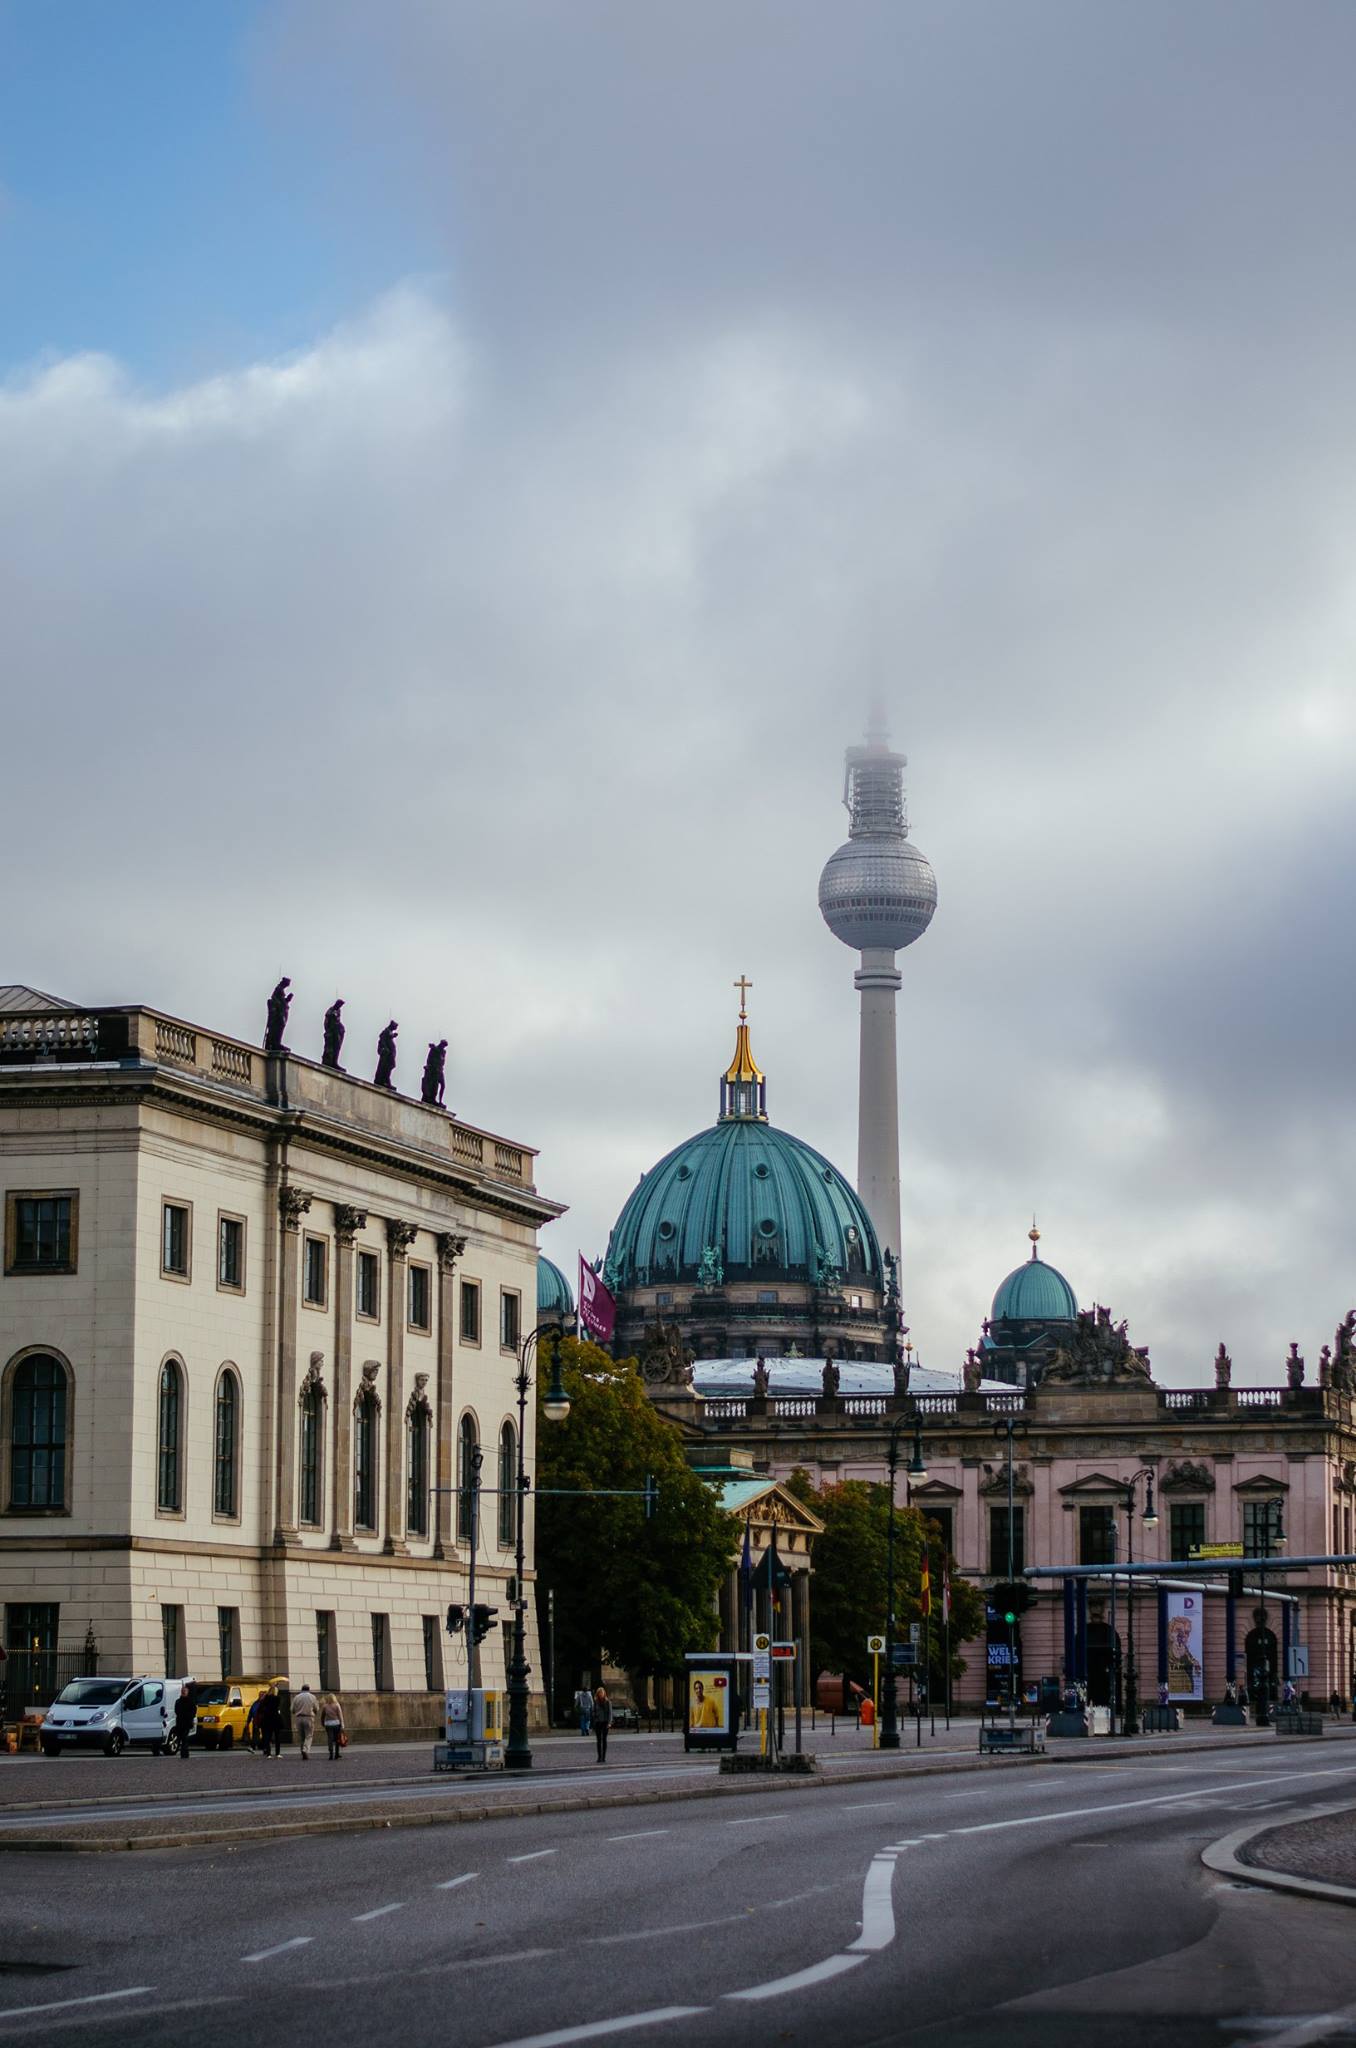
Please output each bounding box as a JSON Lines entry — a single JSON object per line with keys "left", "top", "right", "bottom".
{"left": 991, "top": 1252, "right": 1077, "bottom": 1326}
{"left": 604, "top": 1119, "right": 882, "bottom": 1292}
{"left": 537, "top": 1254, "right": 575, "bottom": 1318}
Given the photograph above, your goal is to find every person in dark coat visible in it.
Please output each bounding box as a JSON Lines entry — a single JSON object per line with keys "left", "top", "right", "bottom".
{"left": 257, "top": 1686, "right": 283, "bottom": 1759}
{"left": 592, "top": 1686, "right": 613, "bottom": 1764}
{"left": 172, "top": 1682, "right": 197, "bottom": 1761}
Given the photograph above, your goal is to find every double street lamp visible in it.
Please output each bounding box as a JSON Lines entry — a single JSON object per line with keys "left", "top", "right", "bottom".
{"left": 1118, "top": 1468, "right": 1158, "bottom": 1737}
{"left": 504, "top": 1322, "right": 572, "bottom": 1772}
{"left": 880, "top": 1413, "right": 927, "bottom": 1752}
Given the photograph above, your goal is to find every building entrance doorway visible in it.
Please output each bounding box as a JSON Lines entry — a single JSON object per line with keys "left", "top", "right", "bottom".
{"left": 1086, "top": 1621, "right": 1121, "bottom": 1709}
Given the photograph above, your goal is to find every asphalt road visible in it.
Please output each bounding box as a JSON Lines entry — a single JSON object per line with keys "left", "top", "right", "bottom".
{"left": 3, "top": 1745, "right": 1356, "bottom": 2048}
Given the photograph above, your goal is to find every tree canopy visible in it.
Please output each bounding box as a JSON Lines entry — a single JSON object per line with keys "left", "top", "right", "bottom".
{"left": 535, "top": 1337, "right": 735, "bottom": 1696}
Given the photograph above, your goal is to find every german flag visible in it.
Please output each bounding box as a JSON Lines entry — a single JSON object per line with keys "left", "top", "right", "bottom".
{"left": 920, "top": 1549, "right": 932, "bottom": 1619}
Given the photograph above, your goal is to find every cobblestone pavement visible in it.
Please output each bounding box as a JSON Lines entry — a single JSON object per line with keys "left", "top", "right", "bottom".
{"left": 1244, "top": 1803, "right": 1356, "bottom": 1891}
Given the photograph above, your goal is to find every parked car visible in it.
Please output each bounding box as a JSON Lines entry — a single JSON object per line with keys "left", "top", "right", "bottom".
{"left": 40, "top": 1676, "right": 190, "bottom": 1757}
{"left": 192, "top": 1676, "right": 287, "bottom": 1750}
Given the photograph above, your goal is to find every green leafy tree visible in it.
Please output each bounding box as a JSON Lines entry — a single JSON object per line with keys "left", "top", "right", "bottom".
{"left": 535, "top": 1337, "right": 735, "bottom": 1703}
{"left": 786, "top": 1468, "right": 984, "bottom": 1690}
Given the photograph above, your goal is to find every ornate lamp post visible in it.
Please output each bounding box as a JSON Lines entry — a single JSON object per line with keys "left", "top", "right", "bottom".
{"left": 1253, "top": 1497, "right": 1286, "bottom": 1729}
{"left": 881, "top": 1412, "right": 927, "bottom": 1751}
{"left": 1120, "top": 1468, "right": 1158, "bottom": 1737}
{"left": 504, "top": 1322, "right": 572, "bottom": 1772}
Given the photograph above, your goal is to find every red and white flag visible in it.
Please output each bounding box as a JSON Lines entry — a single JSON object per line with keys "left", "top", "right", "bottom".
{"left": 941, "top": 1564, "right": 952, "bottom": 1626}
{"left": 578, "top": 1259, "right": 616, "bottom": 1344}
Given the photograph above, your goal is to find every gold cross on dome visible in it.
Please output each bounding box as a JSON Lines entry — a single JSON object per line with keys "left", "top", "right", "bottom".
{"left": 733, "top": 975, "right": 753, "bottom": 1020}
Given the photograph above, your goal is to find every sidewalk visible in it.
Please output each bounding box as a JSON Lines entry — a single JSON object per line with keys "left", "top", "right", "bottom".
{"left": 1243, "top": 1807, "right": 1356, "bottom": 1893}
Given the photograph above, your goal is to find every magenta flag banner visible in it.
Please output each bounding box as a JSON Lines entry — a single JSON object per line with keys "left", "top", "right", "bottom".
{"left": 579, "top": 1259, "right": 616, "bottom": 1343}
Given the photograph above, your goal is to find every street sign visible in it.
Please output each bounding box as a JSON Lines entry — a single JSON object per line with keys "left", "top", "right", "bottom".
{"left": 1190, "top": 1543, "right": 1244, "bottom": 1559}
{"left": 1289, "top": 1647, "right": 1310, "bottom": 1679}
{"left": 753, "top": 1680, "right": 771, "bottom": 1710}
{"left": 892, "top": 1645, "right": 918, "bottom": 1668}
{"left": 753, "top": 1632, "right": 771, "bottom": 1652}
{"left": 770, "top": 1643, "right": 796, "bottom": 1661}
{"left": 909, "top": 1623, "right": 921, "bottom": 1643}
{"left": 867, "top": 1634, "right": 885, "bottom": 1655}
{"left": 752, "top": 1651, "right": 771, "bottom": 1681}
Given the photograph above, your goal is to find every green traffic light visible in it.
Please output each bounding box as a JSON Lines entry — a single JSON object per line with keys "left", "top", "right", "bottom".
{"left": 1003, "top": 1610, "right": 1016, "bottom": 1626}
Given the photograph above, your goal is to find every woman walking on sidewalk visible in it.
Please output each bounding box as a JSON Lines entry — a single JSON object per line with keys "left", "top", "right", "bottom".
{"left": 592, "top": 1686, "right": 613, "bottom": 1763}
{"left": 320, "top": 1692, "right": 345, "bottom": 1761}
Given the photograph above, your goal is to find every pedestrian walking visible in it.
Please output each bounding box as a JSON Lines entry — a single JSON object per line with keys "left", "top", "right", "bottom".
{"left": 320, "top": 1691, "right": 345, "bottom": 1761}
{"left": 172, "top": 1681, "right": 197, "bottom": 1761}
{"left": 257, "top": 1685, "right": 282, "bottom": 1758}
{"left": 245, "top": 1693, "right": 263, "bottom": 1752}
{"left": 574, "top": 1685, "right": 593, "bottom": 1736}
{"left": 292, "top": 1681, "right": 318, "bottom": 1760}
{"left": 592, "top": 1685, "right": 613, "bottom": 1764}
{"left": 1330, "top": 1690, "right": 1343, "bottom": 1718}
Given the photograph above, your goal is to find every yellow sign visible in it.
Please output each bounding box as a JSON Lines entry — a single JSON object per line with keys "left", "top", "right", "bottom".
{"left": 867, "top": 1634, "right": 885, "bottom": 1654}
{"left": 1190, "top": 1543, "right": 1244, "bottom": 1558}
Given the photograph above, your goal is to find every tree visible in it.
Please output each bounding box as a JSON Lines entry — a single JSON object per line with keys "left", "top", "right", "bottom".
{"left": 786, "top": 1468, "right": 984, "bottom": 1690}
{"left": 535, "top": 1337, "right": 735, "bottom": 1703}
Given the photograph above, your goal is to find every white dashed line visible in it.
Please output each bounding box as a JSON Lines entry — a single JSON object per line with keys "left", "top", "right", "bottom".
{"left": 508, "top": 1849, "right": 558, "bottom": 1864}
{"left": 0, "top": 1987, "right": 155, "bottom": 2023}
{"left": 353, "top": 1902, "right": 404, "bottom": 1921}
{"left": 845, "top": 1800, "right": 902, "bottom": 1812}
{"left": 726, "top": 1954, "right": 869, "bottom": 2000}
{"left": 484, "top": 2006, "right": 706, "bottom": 2048}
{"left": 436, "top": 1872, "right": 480, "bottom": 1890}
{"left": 607, "top": 1829, "right": 669, "bottom": 1842}
{"left": 243, "top": 1937, "right": 313, "bottom": 1963}
{"left": 726, "top": 1813, "right": 789, "bottom": 1825}
{"left": 848, "top": 1856, "right": 898, "bottom": 1952}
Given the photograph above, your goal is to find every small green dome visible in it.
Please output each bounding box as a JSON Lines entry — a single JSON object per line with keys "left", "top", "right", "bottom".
{"left": 537, "top": 1254, "right": 575, "bottom": 1318}
{"left": 604, "top": 1119, "right": 882, "bottom": 1292}
{"left": 991, "top": 1251, "right": 1077, "bottom": 1326}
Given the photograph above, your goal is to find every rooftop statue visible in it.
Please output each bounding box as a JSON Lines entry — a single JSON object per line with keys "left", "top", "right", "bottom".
{"left": 1042, "top": 1304, "right": 1152, "bottom": 1387}
{"left": 821, "top": 1359, "right": 840, "bottom": 1399}
{"left": 1332, "top": 1311, "right": 1356, "bottom": 1394}
{"left": 752, "top": 1357, "right": 770, "bottom": 1398}
{"left": 264, "top": 977, "right": 292, "bottom": 1053}
{"left": 1286, "top": 1342, "right": 1305, "bottom": 1391}
{"left": 1214, "top": 1342, "right": 1233, "bottom": 1391}
{"left": 322, "top": 999, "right": 345, "bottom": 1069}
{"left": 639, "top": 1320, "right": 694, "bottom": 1389}
{"left": 421, "top": 1039, "right": 448, "bottom": 1108}
{"left": 963, "top": 1348, "right": 983, "bottom": 1393}
{"left": 374, "top": 1020, "right": 398, "bottom": 1090}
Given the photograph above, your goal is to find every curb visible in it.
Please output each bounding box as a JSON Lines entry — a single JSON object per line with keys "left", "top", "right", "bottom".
{"left": 1201, "top": 1801, "right": 1356, "bottom": 1909}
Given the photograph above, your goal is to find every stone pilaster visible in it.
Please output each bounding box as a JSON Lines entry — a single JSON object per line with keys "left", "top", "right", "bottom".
{"left": 330, "top": 1205, "right": 366, "bottom": 1550}
{"left": 383, "top": 1218, "right": 418, "bottom": 1553}
{"left": 434, "top": 1232, "right": 467, "bottom": 1558}
{"left": 274, "top": 1184, "right": 312, "bottom": 1543}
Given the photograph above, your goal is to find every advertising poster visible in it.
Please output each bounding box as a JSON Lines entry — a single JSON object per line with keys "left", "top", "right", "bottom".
{"left": 1166, "top": 1591, "right": 1204, "bottom": 1701}
{"left": 687, "top": 1669, "right": 730, "bottom": 1735}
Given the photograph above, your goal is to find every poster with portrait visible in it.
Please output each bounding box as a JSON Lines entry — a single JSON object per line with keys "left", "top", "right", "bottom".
{"left": 1166, "top": 1591, "right": 1204, "bottom": 1701}
{"left": 683, "top": 1655, "right": 739, "bottom": 1750}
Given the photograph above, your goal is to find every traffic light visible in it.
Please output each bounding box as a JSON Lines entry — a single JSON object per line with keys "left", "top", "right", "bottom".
{"left": 989, "top": 1582, "right": 1031, "bottom": 1626}
{"left": 445, "top": 1603, "right": 465, "bottom": 1636}
{"left": 1227, "top": 1569, "right": 1244, "bottom": 1599}
{"left": 471, "top": 1603, "right": 497, "bottom": 1645}
{"left": 643, "top": 1474, "right": 658, "bottom": 1521}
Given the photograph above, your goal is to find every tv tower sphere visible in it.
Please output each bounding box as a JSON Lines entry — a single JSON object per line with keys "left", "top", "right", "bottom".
{"left": 818, "top": 714, "right": 936, "bottom": 1278}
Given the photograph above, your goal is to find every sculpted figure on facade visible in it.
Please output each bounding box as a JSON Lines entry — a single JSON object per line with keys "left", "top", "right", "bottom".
{"left": 751, "top": 1357, "right": 770, "bottom": 1398}
{"left": 374, "top": 1020, "right": 399, "bottom": 1090}
{"left": 963, "top": 1348, "right": 983, "bottom": 1393}
{"left": 813, "top": 1243, "right": 842, "bottom": 1293}
{"left": 1042, "top": 1305, "right": 1152, "bottom": 1385}
{"left": 640, "top": 1320, "right": 694, "bottom": 1388}
{"left": 1332, "top": 1312, "right": 1356, "bottom": 1394}
{"left": 264, "top": 976, "right": 292, "bottom": 1052}
{"left": 821, "top": 1359, "right": 840, "bottom": 1399}
{"left": 1286, "top": 1342, "right": 1305, "bottom": 1390}
{"left": 1214, "top": 1342, "right": 1233, "bottom": 1391}
{"left": 1160, "top": 1459, "right": 1215, "bottom": 1494}
{"left": 696, "top": 1244, "right": 724, "bottom": 1291}
{"left": 334, "top": 1203, "right": 367, "bottom": 1246}
{"left": 421, "top": 1039, "right": 448, "bottom": 1107}
{"left": 322, "top": 999, "right": 346, "bottom": 1068}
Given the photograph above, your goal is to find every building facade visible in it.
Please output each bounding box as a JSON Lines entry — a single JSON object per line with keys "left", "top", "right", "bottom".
{"left": 0, "top": 985, "right": 563, "bottom": 1712}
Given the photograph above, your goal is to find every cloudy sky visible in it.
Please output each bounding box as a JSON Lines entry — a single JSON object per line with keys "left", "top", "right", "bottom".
{"left": 4, "top": 1, "right": 1354, "bottom": 1384}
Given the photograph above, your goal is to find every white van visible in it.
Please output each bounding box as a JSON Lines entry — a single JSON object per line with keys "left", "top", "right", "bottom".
{"left": 40, "top": 1676, "right": 190, "bottom": 1757}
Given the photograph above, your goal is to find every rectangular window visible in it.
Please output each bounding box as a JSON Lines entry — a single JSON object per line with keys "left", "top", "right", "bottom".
{"left": 422, "top": 1614, "right": 439, "bottom": 1692}
{"left": 217, "top": 1214, "right": 245, "bottom": 1292}
{"left": 355, "top": 1399, "right": 377, "bottom": 1531}
{"left": 299, "top": 1388, "right": 322, "bottom": 1527}
{"left": 460, "top": 1280, "right": 481, "bottom": 1343}
{"left": 1169, "top": 1502, "right": 1207, "bottom": 1560}
{"left": 356, "top": 1250, "right": 380, "bottom": 1320}
{"left": 316, "top": 1611, "right": 336, "bottom": 1693}
{"left": 923, "top": 1505, "right": 954, "bottom": 1558}
{"left": 655, "top": 1290, "right": 673, "bottom": 1308}
{"left": 500, "top": 1289, "right": 520, "bottom": 1352}
{"left": 1243, "top": 1499, "right": 1283, "bottom": 1558}
{"left": 989, "top": 1506, "right": 1025, "bottom": 1577}
{"left": 217, "top": 1606, "right": 240, "bottom": 1682}
{"left": 371, "top": 1613, "right": 390, "bottom": 1692}
{"left": 757, "top": 1289, "right": 779, "bottom": 1304}
{"left": 1079, "top": 1505, "right": 1116, "bottom": 1567}
{"left": 303, "top": 1235, "right": 328, "bottom": 1308}
{"left": 161, "top": 1604, "right": 182, "bottom": 1678}
{"left": 5, "top": 1192, "right": 77, "bottom": 1274}
{"left": 408, "top": 1263, "right": 432, "bottom": 1332}
{"left": 161, "top": 1201, "right": 191, "bottom": 1279}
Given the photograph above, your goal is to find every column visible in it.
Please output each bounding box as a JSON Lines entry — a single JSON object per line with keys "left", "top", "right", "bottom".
{"left": 434, "top": 1233, "right": 467, "bottom": 1559}
{"left": 330, "top": 1206, "right": 365, "bottom": 1551}
{"left": 274, "top": 1185, "right": 312, "bottom": 1543}
{"left": 384, "top": 1218, "right": 418, "bottom": 1554}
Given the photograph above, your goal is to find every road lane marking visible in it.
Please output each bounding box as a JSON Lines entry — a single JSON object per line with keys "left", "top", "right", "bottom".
{"left": 848, "top": 1856, "right": 897, "bottom": 1952}
{"left": 946, "top": 1768, "right": 1356, "bottom": 1838}
{"left": 845, "top": 1800, "right": 902, "bottom": 1811}
{"left": 1233, "top": 1998, "right": 1356, "bottom": 2048}
{"left": 243, "top": 1937, "right": 313, "bottom": 1962}
{"left": 0, "top": 1986, "right": 155, "bottom": 2023}
{"left": 726, "top": 1813, "right": 788, "bottom": 1825}
{"left": 485, "top": 2006, "right": 706, "bottom": 2048}
{"left": 508, "top": 1849, "right": 558, "bottom": 1863}
{"left": 436, "top": 1873, "right": 479, "bottom": 1890}
{"left": 353, "top": 1903, "right": 404, "bottom": 1921}
{"left": 607, "top": 1829, "right": 669, "bottom": 1841}
{"left": 726, "top": 1954, "right": 868, "bottom": 2000}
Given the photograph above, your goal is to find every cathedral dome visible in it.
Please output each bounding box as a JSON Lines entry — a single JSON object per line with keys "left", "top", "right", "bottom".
{"left": 604, "top": 1119, "right": 882, "bottom": 1294}
{"left": 991, "top": 1235, "right": 1078, "bottom": 1326}
{"left": 537, "top": 1254, "right": 575, "bottom": 1319}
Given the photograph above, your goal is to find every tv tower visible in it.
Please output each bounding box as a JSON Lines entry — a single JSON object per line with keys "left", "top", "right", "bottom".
{"left": 817, "top": 712, "right": 937, "bottom": 1273}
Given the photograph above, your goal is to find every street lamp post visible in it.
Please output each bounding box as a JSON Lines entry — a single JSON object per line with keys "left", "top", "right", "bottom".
{"left": 881, "top": 1412, "right": 927, "bottom": 1752}
{"left": 504, "top": 1322, "right": 572, "bottom": 1772}
{"left": 1120, "top": 1468, "right": 1158, "bottom": 1738}
{"left": 1253, "top": 1497, "right": 1286, "bottom": 1729}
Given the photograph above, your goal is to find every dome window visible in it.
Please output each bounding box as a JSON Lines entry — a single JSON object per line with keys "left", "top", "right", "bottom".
{"left": 675, "top": 1165, "right": 691, "bottom": 1181}
{"left": 753, "top": 1163, "right": 770, "bottom": 1180}
{"left": 823, "top": 1169, "right": 835, "bottom": 1185}
{"left": 757, "top": 1218, "right": 778, "bottom": 1237}
{"left": 657, "top": 1220, "right": 676, "bottom": 1241}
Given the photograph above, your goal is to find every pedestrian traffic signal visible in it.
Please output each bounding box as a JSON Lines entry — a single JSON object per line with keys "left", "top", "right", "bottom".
{"left": 989, "top": 1582, "right": 1031, "bottom": 1626}
{"left": 1227, "top": 1569, "right": 1244, "bottom": 1599}
{"left": 643, "top": 1474, "right": 658, "bottom": 1521}
{"left": 471, "top": 1603, "right": 497, "bottom": 1644}
{"left": 445, "top": 1603, "right": 465, "bottom": 1636}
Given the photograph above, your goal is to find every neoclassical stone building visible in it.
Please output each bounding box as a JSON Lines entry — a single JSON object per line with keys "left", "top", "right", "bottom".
{"left": 0, "top": 984, "right": 562, "bottom": 1712}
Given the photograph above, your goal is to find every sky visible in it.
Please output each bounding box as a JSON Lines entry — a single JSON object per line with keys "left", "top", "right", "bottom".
{"left": 3, "top": 1, "right": 1355, "bottom": 1385}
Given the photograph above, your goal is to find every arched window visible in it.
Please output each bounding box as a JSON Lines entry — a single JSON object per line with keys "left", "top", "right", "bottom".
{"left": 354, "top": 1388, "right": 378, "bottom": 1531}
{"left": 213, "top": 1370, "right": 239, "bottom": 1518}
{"left": 457, "top": 1414, "right": 479, "bottom": 1543}
{"left": 157, "top": 1360, "right": 183, "bottom": 1513}
{"left": 299, "top": 1380, "right": 324, "bottom": 1527}
{"left": 498, "top": 1420, "right": 517, "bottom": 1548}
{"left": 406, "top": 1402, "right": 431, "bottom": 1537}
{"left": 9, "top": 1354, "right": 68, "bottom": 1510}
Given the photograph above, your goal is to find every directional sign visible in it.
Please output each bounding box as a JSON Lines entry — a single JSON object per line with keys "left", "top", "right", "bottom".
{"left": 867, "top": 1634, "right": 885, "bottom": 1655}
{"left": 909, "top": 1623, "right": 922, "bottom": 1643}
{"left": 753, "top": 1680, "right": 771, "bottom": 1710}
{"left": 752, "top": 1651, "right": 771, "bottom": 1681}
{"left": 1190, "top": 1543, "right": 1244, "bottom": 1559}
{"left": 753, "top": 1632, "right": 771, "bottom": 1652}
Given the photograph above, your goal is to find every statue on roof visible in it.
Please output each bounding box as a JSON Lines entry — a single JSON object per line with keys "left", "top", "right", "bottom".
{"left": 421, "top": 1040, "right": 448, "bottom": 1107}
{"left": 639, "top": 1320, "right": 694, "bottom": 1390}
{"left": 322, "top": 998, "right": 345, "bottom": 1068}
{"left": 1286, "top": 1342, "right": 1305, "bottom": 1390}
{"left": 264, "top": 977, "right": 292, "bottom": 1053}
{"left": 1214, "top": 1343, "right": 1232, "bottom": 1391}
{"left": 1332, "top": 1312, "right": 1356, "bottom": 1394}
{"left": 752, "top": 1357, "right": 770, "bottom": 1398}
{"left": 963, "top": 1348, "right": 983, "bottom": 1393}
{"left": 821, "top": 1359, "right": 840, "bottom": 1399}
{"left": 374, "top": 1020, "right": 398, "bottom": 1090}
{"left": 1041, "top": 1305, "right": 1153, "bottom": 1386}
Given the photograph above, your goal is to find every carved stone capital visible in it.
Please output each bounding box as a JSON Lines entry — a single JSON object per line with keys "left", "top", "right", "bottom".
{"left": 386, "top": 1217, "right": 418, "bottom": 1259}
{"left": 334, "top": 1204, "right": 368, "bottom": 1248}
{"left": 437, "top": 1231, "right": 469, "bottom": 1273}
{"left": 279, "top": 1185, "right": 313, "bottom": 1233}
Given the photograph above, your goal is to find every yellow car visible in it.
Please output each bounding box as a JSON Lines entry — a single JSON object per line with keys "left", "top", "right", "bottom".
{"left": 191, "top": 1676, "right": 288, "bottom": 1750}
